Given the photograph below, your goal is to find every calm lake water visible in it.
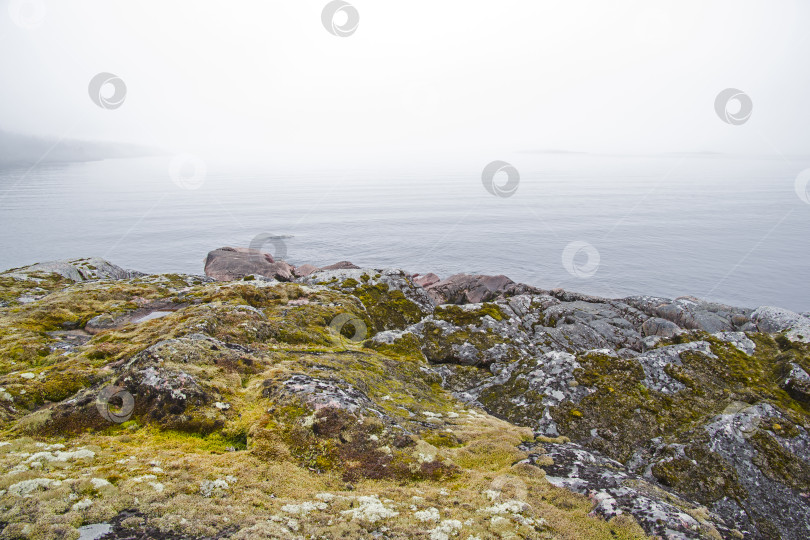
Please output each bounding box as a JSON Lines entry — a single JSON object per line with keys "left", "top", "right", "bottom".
{"left": 1, "top": 154, "right": 808, "bottom": 311}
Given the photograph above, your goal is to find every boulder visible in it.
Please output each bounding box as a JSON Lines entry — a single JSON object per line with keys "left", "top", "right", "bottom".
{"left": 412, "top": 273, "right": 440, "bottom": 288}
{"left": 204, "top": 247, "right": 294, "bottom": 281}
{"left": 539, "top": 299, "right": 644, "bottom": 352}
{"left": 263, "top": 374, "right": 383, "bottom": 417}
{"left": 85, "top": 313, "right": 124, "bottom": 335}
{"left": 293, "top": 264, "right": 319, "bottom": 277}
{"left": 752, "top": 306, "right": 810, "bottom": 343}
{"left": 640, "top": 317, "right": 681, "bottom": 338}
{"left": 624, "top": 295, "right": 751, "bottom": 333}
{"left": 752, "top": 305, "right": 805, "bottom": 333}
{"left": 3, "top": 257, "right": 132, "bottom": 282}
{"left": 425, "top": 273, "right": 526, "bottom": 305}
{"left": 320, "top": 261, "right": 360, "bottom": 270}
{"left": 781, "top": 363, "right": 810, "bottom": 403}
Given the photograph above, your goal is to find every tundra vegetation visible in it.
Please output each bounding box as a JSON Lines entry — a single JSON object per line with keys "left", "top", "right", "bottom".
{"left": 0, "top": 257, "right": 807, "bottom": 539}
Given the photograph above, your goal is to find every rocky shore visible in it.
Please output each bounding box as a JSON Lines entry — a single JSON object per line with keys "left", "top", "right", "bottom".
{"left": 0, "top": 248, "right": 808, "bottom": 539}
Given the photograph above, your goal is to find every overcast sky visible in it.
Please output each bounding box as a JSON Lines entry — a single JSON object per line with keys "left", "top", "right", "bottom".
{"left": 1, "top": 0, "right": 809, "bottom": 162}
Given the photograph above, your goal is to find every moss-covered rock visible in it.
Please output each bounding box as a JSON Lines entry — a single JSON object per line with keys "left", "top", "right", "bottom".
{"left": 2, "top": 258, "right": 809, "bottom": 539}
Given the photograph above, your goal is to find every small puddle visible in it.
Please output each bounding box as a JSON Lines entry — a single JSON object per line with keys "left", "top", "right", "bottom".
{"left": 133, "top": 311, "right": 172, "bottom": 323}
{"left": 77, "top": 523, "right": 113, "bottom": 540}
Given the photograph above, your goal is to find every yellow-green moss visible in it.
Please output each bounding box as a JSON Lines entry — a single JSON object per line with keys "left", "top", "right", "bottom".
{"left": 434, "top": 303, "right": 507, "bottom": 326}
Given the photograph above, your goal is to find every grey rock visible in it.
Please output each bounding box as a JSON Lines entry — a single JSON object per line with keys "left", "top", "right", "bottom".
{"left": 752, "top": 306, "right": 810, "bottom": 343}
{"left": 300, "top": 267, "right": 436, "bottom": 316}
{"left": 3, "top": 257, "right": 132, "bottom": 282}
{"left": 112, "top": 334, "right": 247, "bottom": 432}
{"left": 781, "top": 363, "right": 810, "bottom": 403}
{"left": 625, "top": 295, "right": 751, "bottom": 333}
{"left": 713, "top": 331, "right": 756, "bottom": 355}
{"left": 320, "top": 261, "right": 360, "bottom": 270}
{"left": 786, "top": 325, "right": 810, "bottom": 343}
{"left": 45, "top": 329, "right": 91, "bottom": 355}
{"left": 635, "top": 341, "right": 716, "bottom": 393}
{"left": 85, "top": 313, "right": 123, "bottom": 334}
{"left": 524, "top": 441, "right": 729, "bottom": 539}
{"left": 699, "top": 403, "right": 810, "bottom": 539}
{"left": 641, "top": 317, "right": 682, "bottom": 338}
{"left": 751, "top": 305, "right": 804, "bottom": 333}
{"left": 424, "top": 273, "right": 541, "bottom": 305}
{"left": 263, "top": 373, "right": 392, "bottom": 425}
{"left": 641, "top": 335, "right": 663, "bottom": 351}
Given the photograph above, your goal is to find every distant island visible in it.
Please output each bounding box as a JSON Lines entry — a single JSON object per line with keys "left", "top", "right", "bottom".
{"left": 0, "top": 129, "right": 161, "bottom": 169}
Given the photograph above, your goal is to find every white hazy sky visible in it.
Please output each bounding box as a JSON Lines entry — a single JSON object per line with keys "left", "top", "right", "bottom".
{"left": 1, "top": 0, "right": 809, "bottom": 162}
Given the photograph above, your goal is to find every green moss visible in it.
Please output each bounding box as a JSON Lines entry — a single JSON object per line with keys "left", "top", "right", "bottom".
{"left": 434, "top": 303, "right": 507, "bottom": 326}
{"left": 262, "top": 399, "right": 458, "bottom": 482}
{"left": 477, "top": 369, "right": 545, "bottom": 426}
{"left": 419, "top": 321, "right": 511, "bottom": 365}
{"left": 0, "top": 267, "right": 691, "bottom": 539}
{"left": 363, "top": 332, "right": 424, "bottom": 360}
{"left": 760, "top": 417, "right": 801, "bottom": 438}
{"left": 545, "top": 337, "right": 810, "bottom": 463}
{"left": 35, "top": 371, "right": 93, "bottom": 405}
{"left": 650, "top": 439, "right": 748, "bottom": 504}
{"left": 424, "top": 431, "right": 463, "bottom": 448}
{"left": 198, "top": 283, "right": 284, "bottom": 307}
{"left": 126, "top": 426, "right": 248, "bottom": 453}
{"left": 350, "top": 283, "right": 427, "bottom": 332}
{"left": 13, "top": 282, "right": 164, "bottom": 332}
{"left": 750, "top": 430, "right": 810, "bottom": 492}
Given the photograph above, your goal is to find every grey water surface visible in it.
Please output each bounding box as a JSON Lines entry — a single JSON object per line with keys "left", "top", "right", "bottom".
{"left": 1, "top": 153, "right": 808, "bottom": 311}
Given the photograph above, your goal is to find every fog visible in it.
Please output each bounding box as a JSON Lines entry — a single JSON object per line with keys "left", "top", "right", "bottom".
{"left": 2, "top": 0, "right": 809, "bottom": 166}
